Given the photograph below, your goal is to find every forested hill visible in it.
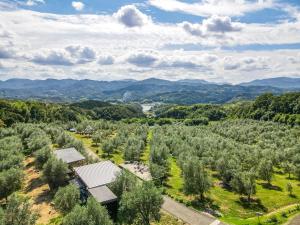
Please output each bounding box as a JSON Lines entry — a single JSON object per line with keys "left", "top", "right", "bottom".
{"left": 151, "top": 92, "right": 300, "bottom": 126}
{"left": 0, "top": 78, "right": 284, "bottom": 104}
{"left": 0, "top": 99, "right": 144, "bottom": 127}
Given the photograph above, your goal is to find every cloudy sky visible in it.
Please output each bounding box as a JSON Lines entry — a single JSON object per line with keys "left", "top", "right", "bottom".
{"left": 0, "top": 0, "right": 299, "bottom": 84}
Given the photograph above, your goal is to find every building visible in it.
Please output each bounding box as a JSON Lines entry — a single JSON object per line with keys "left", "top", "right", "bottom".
{"left": 54, "top": 147, "right": 86, "bottom": 166}
{"left": 73, "top": 161, "right": 121, "bottom": 204}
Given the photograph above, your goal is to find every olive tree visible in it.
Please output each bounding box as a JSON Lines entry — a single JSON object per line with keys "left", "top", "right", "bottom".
{"left": 42, "top": 157, "right": 69, "bottom": 190}
{"left": 182, "top": 158, "right": 212, "bottom": 200}
{"left": 0, "top": 168, "right": 23, "bottom": 202}
{"left": 54, "top": 184, "right": 80, "bottom": 214}
{"left": 63, "top": 198, "right": 113, "bottom": 225}
{"left": 119, "top": 181, "right": 163, "bottom": 225}
{"left": 2, "top": 194, "right": 38, "bottom": 225}
{"left": 109, "top": 170, "right": 137, "bottom": 198}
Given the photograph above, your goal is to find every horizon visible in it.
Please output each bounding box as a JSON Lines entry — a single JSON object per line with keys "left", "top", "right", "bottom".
{"left": 0, "top": 0, "right": 300, "bottom": 83}
{"left": 1, "top": 76, "right": 300, "bottom": 85}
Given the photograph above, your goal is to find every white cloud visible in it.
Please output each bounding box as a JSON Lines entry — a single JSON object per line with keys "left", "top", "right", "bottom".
{"left": 29, "top": 46, "right": 96, "bottom": 66}
{"left": 98, "top": 55, "right": 115, "bottom": 65}
{"left": 0, "top": 45, "right": 17, "bottom": 59}
{"left": 127, "top": 51, "right": 158, "bottom": 66}
{"left": 65, "top": 46, "right": 96, "bottom": 63}
{"left": 204, "top": 16, "right": 242, "bottom": 33}
{"left": 26, "top": 0, "right": 45, "bottom": 6}
{"left": 0, "top": 5, "right": 299, "bottom": 83}
{"left": 148, "top": 0, "right": 275, "bottom": 17}
{"left": 114, "top": 5, "right": 151, "bottom": 27}
{"left": 182, "top": 15, "right": 242, "bottom": 37}
{"left": 72, "top": 1, "right": 85, "bottom": 11}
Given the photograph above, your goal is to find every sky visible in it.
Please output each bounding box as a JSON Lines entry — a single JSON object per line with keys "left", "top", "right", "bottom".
{"left": 0, "top": 0, "right": 299, "bottom": 84}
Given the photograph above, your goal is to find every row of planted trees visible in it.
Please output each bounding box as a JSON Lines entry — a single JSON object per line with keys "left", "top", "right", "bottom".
{"left": 148, "top": 120, "right": 300, "bottom": 202}
{"left": 75, "top": 120, "right": 149, "bottom": 162}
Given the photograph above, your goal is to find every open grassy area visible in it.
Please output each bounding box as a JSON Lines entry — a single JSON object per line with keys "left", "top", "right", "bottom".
{"left": 164, "top": 158, "right": 300, "bottom": 224}
{"left": 141, "top": 129, "right": 153, "bottom": 164}
{"left": 69, "top": 132, "right": 124, "bottom": 165}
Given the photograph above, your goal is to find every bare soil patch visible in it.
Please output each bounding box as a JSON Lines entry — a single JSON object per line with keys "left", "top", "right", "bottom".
{"left": 23, "top": 157, "right": 59, "bottom": 225}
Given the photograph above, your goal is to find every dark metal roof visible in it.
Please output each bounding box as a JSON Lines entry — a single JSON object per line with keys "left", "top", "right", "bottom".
{"left": 74, "top": 161, "right": 121, "bottom": 189}
{"left": 88, "top": 186, "right": 117, "bottom": 204}
{"left": 54, "top": 147, "right": 85, "bottom": 164}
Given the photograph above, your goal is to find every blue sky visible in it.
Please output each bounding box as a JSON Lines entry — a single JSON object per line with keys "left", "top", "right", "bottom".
{"left": 0, "top": 0, "right": 300, "bottom": 83}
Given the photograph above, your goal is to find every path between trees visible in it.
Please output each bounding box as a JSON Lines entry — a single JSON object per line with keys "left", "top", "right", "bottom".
{"left": 162, "top": 196, "right": 225, "bottom": 225}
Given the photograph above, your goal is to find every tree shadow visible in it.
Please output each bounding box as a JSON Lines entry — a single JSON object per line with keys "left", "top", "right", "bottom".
{"left": 25, "top": 160, "right": 35, "bottom": 169}
{"left": 25, "top": 177, "right": 44, "bottom": 193}
{"left": 34, "top": 189, "right": 54, "bottom": 205}
{"left": 191, "top": 196, "right": 220, "bottom": 211}
{"left": 236, "top": 197, "right": 267, "bottom": 213}
{"left": 289, "top": 194, "right": 297, "bottom": 199}
{"left": 260, "top": 182, "right": 282, "bottom": 191}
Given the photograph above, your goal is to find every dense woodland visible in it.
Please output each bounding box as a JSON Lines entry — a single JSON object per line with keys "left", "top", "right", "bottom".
{"left": 0, "top": 92, "right": 300, "bottom": 225}
{"left": 0, "top": 99, "right": 144, "bottom": 127}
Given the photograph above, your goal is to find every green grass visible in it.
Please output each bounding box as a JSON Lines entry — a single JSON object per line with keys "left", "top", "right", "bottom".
{"left": 164, "top": 158, "right": 300, "bottom": 224}
{"left": 69, "top": 132, "right": 124, "bottom": 165}
{"left": 141, "top": 129, "right": 153, "bottom": 165}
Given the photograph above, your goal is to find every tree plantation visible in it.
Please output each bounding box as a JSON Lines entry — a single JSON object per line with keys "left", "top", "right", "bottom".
{"left": 0, "top": 92, "right": 299, "bottom": 225}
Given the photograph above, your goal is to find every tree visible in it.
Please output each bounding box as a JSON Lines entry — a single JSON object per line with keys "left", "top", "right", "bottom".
{"left": 34, "top": 146, "right": 52, "bottom": 169}
{"left": 182, "top": 158, "right": 211, "bottom": 200}
{"left": 0, "top": 168, "right": 23, "bottom": 202}
{"left": 149, "top": 163, "right": 167, "bottom": 186}
{"left": 54, "top": 184, "right": 80, "bottom": 214}
{"left": 109, "top": 170, "right": 137, "bottom": 198}
{"left": 63, "top": 198, "right": 113, "bottom": 225}
{"left": 42, "top": 157, "right": 69, "bottom": 190}
{"left": 231, "top": 171, "right": 256, "bottom": 202}
{"left": 282, "top": 162, "right": 294, "bottom": 179}
{"left": 102, "top": 140, "right": 114, "bottom": 157}
{"left": 3, "top": 194, "right": 38, "bottom": 225}
{"left": 258, "top": 159, "right": 273, "bottom": 185}
{"left": 286, "top": 182, "right": 293, "bottom": 196}
{"left": 85, "top": 197, "right": 113, "bottom": 225}
{"left": 119, "top": 181, "right": 163, "bottom": 225}
{"left": 92, "top": 132, "right": 102, "bottom": 146}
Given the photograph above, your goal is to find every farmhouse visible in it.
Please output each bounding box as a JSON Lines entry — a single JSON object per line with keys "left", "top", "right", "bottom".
{"left": 74, "top": 161, "right": 121, "bottom": 204}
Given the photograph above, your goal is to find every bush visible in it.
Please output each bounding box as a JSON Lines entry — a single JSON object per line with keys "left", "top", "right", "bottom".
{"left": 54, "top": 184, "right": 80, "bottom": 214}
{"left": 34, "top": 146, "right": 52, "bottom": 169}
{"left": 42, "top": 157, "right": 69, "bottom": 190}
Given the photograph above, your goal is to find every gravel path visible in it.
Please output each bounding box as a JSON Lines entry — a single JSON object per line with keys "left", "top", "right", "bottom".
{"left": 162, "top": 196, "right": 226, "bottom": 225}
{"left": 289, "top": 214, "right": 300, "bottom": 225}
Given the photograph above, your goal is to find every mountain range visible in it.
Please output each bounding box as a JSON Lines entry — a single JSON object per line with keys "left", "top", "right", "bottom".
{"left": 0, "top": 77, "right": 299, "bottom": 104}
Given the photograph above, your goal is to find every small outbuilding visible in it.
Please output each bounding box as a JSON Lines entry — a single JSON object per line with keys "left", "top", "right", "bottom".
{"left": 54, "top": 147, "right": 86, "bottom": 165}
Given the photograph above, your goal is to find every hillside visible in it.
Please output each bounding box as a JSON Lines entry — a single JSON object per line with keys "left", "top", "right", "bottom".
{"left": 240, "top": 77, "right": 300, "bottom": 89}
{"left": 0, "top": 78, "right": 283, "bottom": 104}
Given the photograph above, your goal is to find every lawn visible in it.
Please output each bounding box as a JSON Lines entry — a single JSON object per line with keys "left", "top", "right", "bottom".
{"left": 164, "top": 158, "right": 300, "bottom": 225}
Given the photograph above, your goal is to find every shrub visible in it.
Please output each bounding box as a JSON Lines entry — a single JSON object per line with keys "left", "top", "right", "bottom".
{"left": 54, "top": 184, "right": 80, "bottom": 214}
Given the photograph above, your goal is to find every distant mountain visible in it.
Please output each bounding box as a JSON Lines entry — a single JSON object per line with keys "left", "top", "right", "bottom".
{"left": 240, "top": 77, "right": 300, "bottom": 89}
{"left": 0, "top": 78, "right": 286, "bottom": 104}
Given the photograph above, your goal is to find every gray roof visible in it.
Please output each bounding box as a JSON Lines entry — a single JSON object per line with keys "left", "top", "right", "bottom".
{"left": 88, "top": 186, "right": 117, "bottom": 204}
{"left": 54, "top": 148, "right": 85, "bottom": 164}
{"left": 74, "top": 161, "right": 121, "bottom": 189}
